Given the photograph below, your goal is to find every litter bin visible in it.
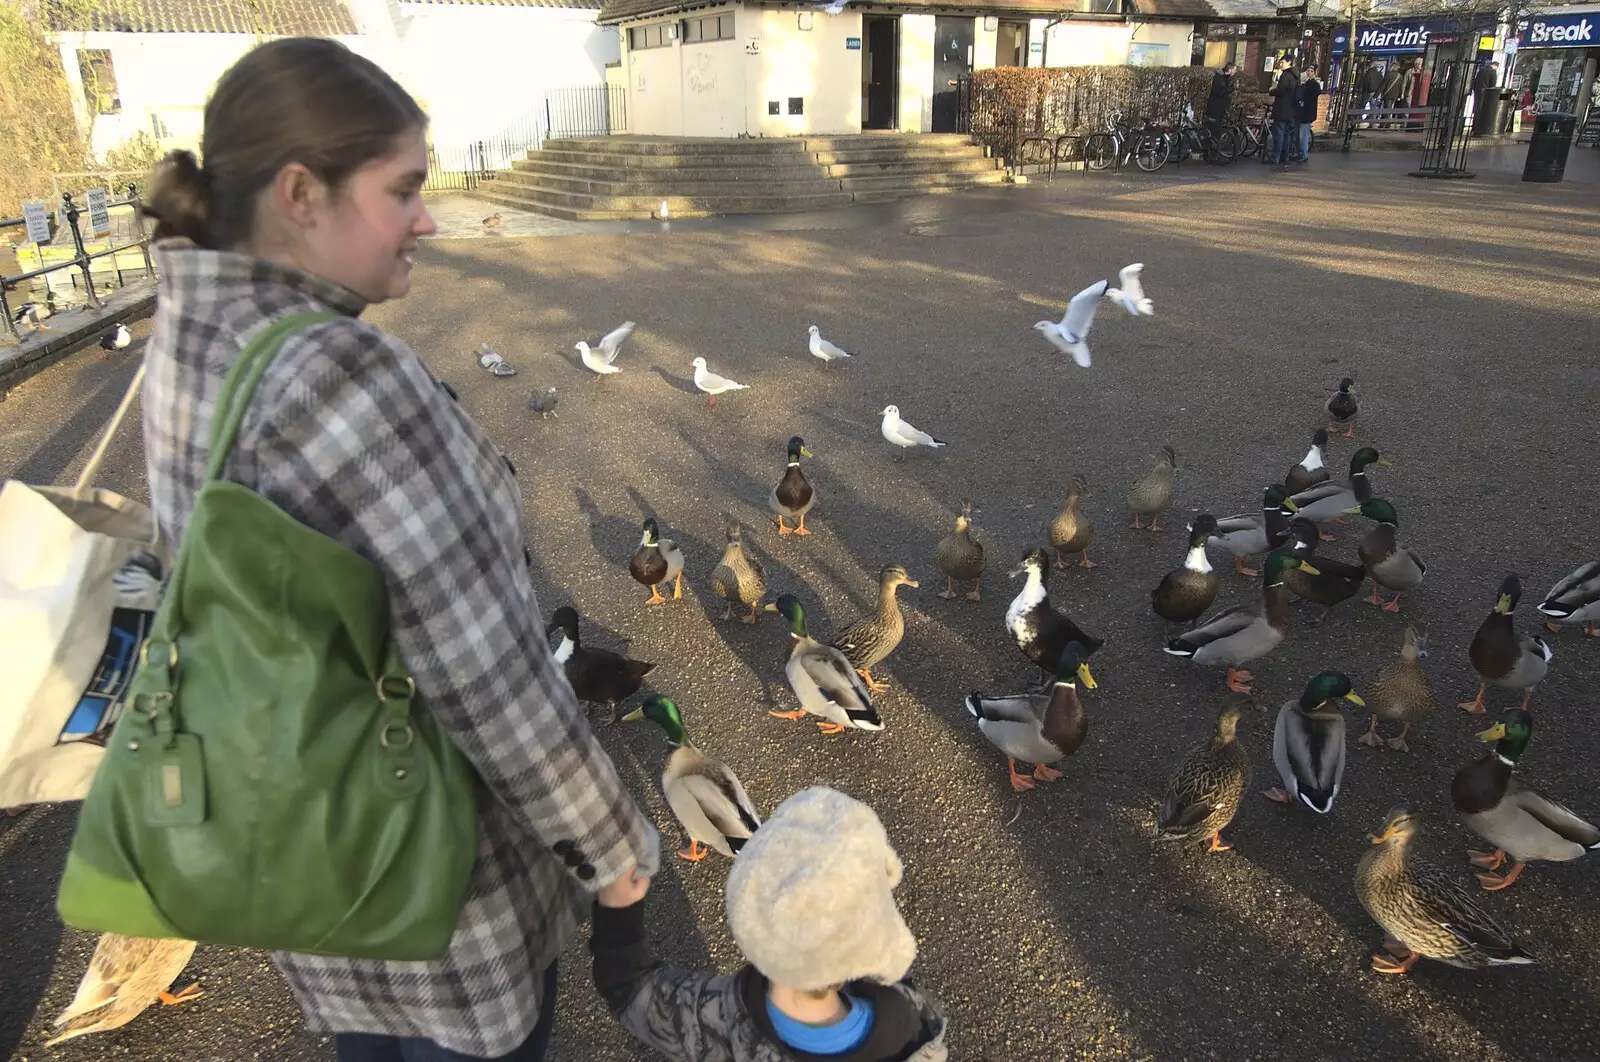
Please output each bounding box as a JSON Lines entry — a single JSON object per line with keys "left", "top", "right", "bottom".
{"left": 1473, "top": 89, "right": 1508, "bottom": 135}
{"left": 1523, "top": 112, "right": 1576, "bottom": 182}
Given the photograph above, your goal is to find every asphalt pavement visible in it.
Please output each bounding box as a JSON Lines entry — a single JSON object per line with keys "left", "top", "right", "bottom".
{"left": 3, "top": 154, "right": 1599, "bottom": 1062}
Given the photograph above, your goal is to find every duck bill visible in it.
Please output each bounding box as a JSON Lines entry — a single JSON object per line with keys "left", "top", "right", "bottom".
{"left": 1343, "top": 691, "right": 1366, "bottom": 708}
{"left": 800, "top": 446, "right": 814, "bottom": 458}
{"left": 1340, "top": 506, "right": 1362, "bottom": 516}
{"left": 1368, "top": 824, "right": 1398, "bottom": 845}
{"left": 1376, "top": 457, "right": 1395, "bottom": 468}
{"left": 1077, "top": 662, "right": 1098, "bottom": 689}
{"left": 621, "top": 708, "right": 644, "bottom": 722}
{"left": 1281, "top": 497, "right": 1300, "bottom": 512}
{"left": 1476, "top": 721, "right": 1508, "bottom": 742}
{"left": 903, "top": 579, "right": 920, "bottom": 589}
{"left": 1298, "top": 561, "right": 1322, "bottom": 576}
{"left": 1494, "top": 593, "right": 1514, "bottom": 614}
{"left": 762, "top": 602, "right": 780, "bottom": 612}
{"left": 1008, "top": 565, "right": 1027, "bottom": 579}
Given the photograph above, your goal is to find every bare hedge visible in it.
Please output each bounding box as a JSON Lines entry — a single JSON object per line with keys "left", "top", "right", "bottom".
{"left": 964, "top": 65, "right": 1216, "bottom": 141}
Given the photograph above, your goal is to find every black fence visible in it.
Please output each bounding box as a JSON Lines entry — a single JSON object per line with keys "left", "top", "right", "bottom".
{"left": 423, "top": 85, "right": 628, "bottom": 193}
{"left": 956, "top": 71, "right": 1207, "bottom": 166}
{"left": 1413, "top": 59, "right": 1476, "bottom": 179}
{"left": 3, "top": 185, "right": 154, "bottom": 339}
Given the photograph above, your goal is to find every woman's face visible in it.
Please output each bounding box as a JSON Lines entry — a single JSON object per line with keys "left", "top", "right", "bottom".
{"left": 305, "top": 127, "right": 436, "bottom": 303}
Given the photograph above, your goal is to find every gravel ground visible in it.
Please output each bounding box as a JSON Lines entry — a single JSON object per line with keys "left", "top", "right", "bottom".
{"left": 3, "top": 156, "right": 1599, "bottom": 1062}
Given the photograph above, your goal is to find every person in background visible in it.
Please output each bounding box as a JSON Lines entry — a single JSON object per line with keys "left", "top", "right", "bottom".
{"left": 1204, "top": 61, "right": 1237, "bottom": 135}
{"left": 1359, "top": 60, "right": 1385, "bottom": 111}
{"left": 1268, "top": 58, "right": 1301, "bottom": 168}
{"left": 139, "top": 36, "right": 660, "bottom": 1062}
{"left": 591, "top": 787, "right": 949, "bottom": 1062}
{"left": 1296, "top": 63, "right": 1323, "bottom": 164}
{"left": 1476, "top": 60, "right": 1500, "bottom": 92}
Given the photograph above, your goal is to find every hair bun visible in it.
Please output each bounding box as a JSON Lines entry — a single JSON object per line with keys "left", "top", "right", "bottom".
{"left": 145, "top": 149, "right": 214, "bottom": 247}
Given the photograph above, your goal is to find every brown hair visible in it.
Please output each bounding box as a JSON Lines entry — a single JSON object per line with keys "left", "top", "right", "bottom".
{"left": 145, "top": 37, "right": 426, "bottom": 250}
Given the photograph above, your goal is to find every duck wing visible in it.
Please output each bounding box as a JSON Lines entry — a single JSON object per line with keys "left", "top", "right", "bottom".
{"left": 676, "top": 758, "right": 762, "bottom": 843}
{"left": 1539, "top": 561, "right": 1600, "bottom": 621}
{"left": 1276, "top": 706, "right": 1344, "bottom": 814}
{"left": 797, "top": 643, "right": 881, "bottom": 728}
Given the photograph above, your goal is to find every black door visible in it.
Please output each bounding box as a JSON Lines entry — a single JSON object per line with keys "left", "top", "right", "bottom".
{"left": 863, "top": 16, "right": 899, "bottom": 130}
{"left": 931, "top": 16, "right": 975, "bottom": 132}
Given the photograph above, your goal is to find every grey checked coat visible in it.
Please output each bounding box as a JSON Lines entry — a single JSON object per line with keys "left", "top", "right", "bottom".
{"left": 140, "top": 240, "right": 660, "bottom": 1056}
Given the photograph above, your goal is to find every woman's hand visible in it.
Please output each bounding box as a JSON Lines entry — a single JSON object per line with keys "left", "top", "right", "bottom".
{"left": 596, "top": 864, "right": 652, "bottom": 908}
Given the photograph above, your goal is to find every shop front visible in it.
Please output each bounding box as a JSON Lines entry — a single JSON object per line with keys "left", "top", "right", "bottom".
{"left": 1330, "top": 14, "right": 1494, "bottom": 105}
{"left": 1510, "top": 7, "right": 1600, "bottom": 135}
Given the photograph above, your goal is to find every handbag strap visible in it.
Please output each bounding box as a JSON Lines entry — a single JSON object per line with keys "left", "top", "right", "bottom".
{"left": 72, "top": 361, "right": 148, "bottom": 496}
{"left": 203, "top": 313, "right": 339, "bottom": 484}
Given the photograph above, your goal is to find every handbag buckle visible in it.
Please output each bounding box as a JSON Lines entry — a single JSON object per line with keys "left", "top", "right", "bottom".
{"left": 139, "top": 639, "right": 179, "bottom": 668}
{"left": 380, "top": 723, "right": 415, "bottom": 749}
{"left": 376, "top": 675, "right": 415, "bottom": 702}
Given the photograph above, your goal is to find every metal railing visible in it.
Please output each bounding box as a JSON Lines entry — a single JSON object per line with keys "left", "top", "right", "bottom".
{"left": 3, "top": 184, "right": 154, "bottom": 340}
{"left": 423, "top": 85, "right": 628, "bottom": 193}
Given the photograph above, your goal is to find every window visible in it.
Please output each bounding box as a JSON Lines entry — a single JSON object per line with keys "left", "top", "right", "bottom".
{"left": 77, "top": 49, "right": 121, "bottom": 115}
{"left": 151, "top": 113, "right": 172, "bottom": 139}
{"left": 628, "top": 23, "right": 672, "bottom": 50}
{"left": 681, "top": 13, "right": 733, "bottom": 43}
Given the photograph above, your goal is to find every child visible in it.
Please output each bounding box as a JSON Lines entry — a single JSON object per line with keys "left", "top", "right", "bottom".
{"left": 592, "top": 786, "right": 948, "bottom": 1061}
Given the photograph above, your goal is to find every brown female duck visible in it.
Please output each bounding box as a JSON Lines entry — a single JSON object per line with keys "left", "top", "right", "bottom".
{"left": 934, "top": 499, "right": 985, "bottom": 600}
{"left": 1359, "top": 624, "right": 1433, "bottom": 751}
{"left": 831, "top": 564, "right": 919, "bottom": 691}
{"left": 1127, "top": 446, "right": 1177, "bottom": 531}
{"left": 710, "top": 519, "right": 767, "bottom": 623}
{"left": 1050, "top": 475, "right": 1096, "bottom": 568}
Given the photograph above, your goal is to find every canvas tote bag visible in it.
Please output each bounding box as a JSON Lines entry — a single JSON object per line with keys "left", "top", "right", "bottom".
{"left": 0, "top": 362, "right": 166, "bottom": 807}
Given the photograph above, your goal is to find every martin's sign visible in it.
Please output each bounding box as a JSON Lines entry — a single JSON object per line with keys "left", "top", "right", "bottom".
{"left": 1519, "top": 13, "right": 1598, "bottom": 48}
{"left": 1333, "top": 16, "right": 1489, "bottom": 55}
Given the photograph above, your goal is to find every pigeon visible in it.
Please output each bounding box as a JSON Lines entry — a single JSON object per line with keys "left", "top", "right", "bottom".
{"left": 576, "top": 321, "right": 634, "bottom": 376}
{"left": 483, "top": 213, "right": 502, "bottom": 229}
{"left": 806, "top": 325, "right": 853, "bottom": 367}
{"left": 880, "top": 405, "right": 947, "bottom": 455}
{"left": 1105, "top": 263, "right": 1154, "bottom": 316}
{"left": 527, "top": 387, "right": 559, "bottom": 418}
{"left": 691, "top": 356, "right": 749, "bottom": 407}
{"left": 477, "top": 343, "right": 516, "bottom": 376}
{"left": 1033, "top": 280, "right": 1108, "bottom": 368}
{"left": 99, "top": 322, "right": 131, "bottom": 354}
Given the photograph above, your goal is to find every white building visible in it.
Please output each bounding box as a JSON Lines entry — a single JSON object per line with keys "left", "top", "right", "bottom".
{"left": 45, "top": 0, "right": 619, "bottom": 161}
{"left": 600, "top": 0, "right": 1200, "bottom": 138}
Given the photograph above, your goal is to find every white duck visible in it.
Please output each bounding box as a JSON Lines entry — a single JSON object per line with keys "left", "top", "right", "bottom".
{"left": 1033, "top": 279, "right": 1107, "bottom": 367}
{"left": 1105, "top": 262, "right": 1154, "bottom": 316}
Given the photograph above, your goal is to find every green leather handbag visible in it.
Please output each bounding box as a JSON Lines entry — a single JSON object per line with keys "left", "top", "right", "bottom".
{"left": 57, "top": 313, "right": 480, "bottom": 960}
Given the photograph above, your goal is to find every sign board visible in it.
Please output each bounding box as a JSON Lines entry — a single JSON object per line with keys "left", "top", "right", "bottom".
{"left": 1519, "top": 13, "right": 1598, "bottom": 49}
{"left": 1578, "top": 109, "right": 1600, "bottom": 145}
{"left": 846, "top": 36, "right": 861, "bottom": 50}
{"left": 1478, "top": 35, "right": 1497, "bottom": 52}
{"left": 1029, "top": 40, "right": 1042, "bottom": 53}
{"left": 1332, "top": 17, "right": 1487, "bottom": 56}
{"left": 85, "top": 188, "right": 110, "bottom": 237}
{"left": 21, "top": 200, "right": 51, "bottom": 244}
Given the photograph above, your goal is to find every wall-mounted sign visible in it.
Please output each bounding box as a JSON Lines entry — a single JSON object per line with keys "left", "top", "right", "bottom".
{"left": 1029, "top": 40, "right": 1042, "bottom": 53}
{"left": 1331, "top": 17, "right": 1482, "bottom": 56}
{"left": 846, "top": 36, "right": 861, "bottom": 50}
{"left": 85, "top": 188, "right": 110, "bottom": 236}
{"left": 1518, "top": 13, "right": 1597, "bottom": 49}
{"left": 21, "top": 201, "right": 51, "bottom": 245}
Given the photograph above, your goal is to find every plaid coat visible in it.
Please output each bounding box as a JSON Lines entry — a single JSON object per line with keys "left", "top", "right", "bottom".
{"left": 140, "top": 240, "right": 660, "bottom": 1056}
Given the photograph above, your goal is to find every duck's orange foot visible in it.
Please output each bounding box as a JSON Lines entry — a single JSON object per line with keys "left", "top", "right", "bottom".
{"left": 158, "top": 982, "right": 204, "bottom": 1006}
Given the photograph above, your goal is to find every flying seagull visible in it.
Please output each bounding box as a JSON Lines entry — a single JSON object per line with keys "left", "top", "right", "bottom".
{"left": 1105, "top": 263, "right": 1154, "bottom": 316}
{"left": 1033, "top": 279, "right": 1108, "bottom": 368}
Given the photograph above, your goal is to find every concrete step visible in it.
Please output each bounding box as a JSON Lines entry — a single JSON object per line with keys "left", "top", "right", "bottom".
{"left": 837, "top": 171, "right": 1007, "bottom": 194}
{"left": 542, "top": 137, "right": 809, "bottom": 156}
{"left": 514, "top": 153, "right": 829, "bottom": 176}
{"left": 808, "top": 145, "right": 993, "bottom": 166}
{"left": 480, "top": 183, "right": 856, "bottom": 216}
{"left": 497, "top": 170, "right": 843, "bottom": 198}
{"left": 799, "top": 134, "right": 976, "bottom": 151}
{"left": 821, "top": 157, "right": 1001, "bottom": 178}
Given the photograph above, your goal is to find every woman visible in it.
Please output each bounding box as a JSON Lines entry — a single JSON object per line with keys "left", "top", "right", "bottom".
{"left": 139, "top": 38, "right": 657, "bottom": 1061}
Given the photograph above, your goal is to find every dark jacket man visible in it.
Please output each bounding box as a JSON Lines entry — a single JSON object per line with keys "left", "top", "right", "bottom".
{"left": 1204, "top": 63, "right": 1236, "bottom": 123}
{"left": 1295, "top": 70, "right": 1323, "bottom": 125}
{"left": 1270, "top": 64, "right": 1301, "bottom": 122}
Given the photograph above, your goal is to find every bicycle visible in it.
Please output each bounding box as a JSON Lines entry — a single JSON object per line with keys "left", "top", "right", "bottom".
{"left": 1165, "top": 105, "right": 1238, "bottom": 165}
{"left": 1082, "top": 111, "right": 1169, "bottom": 173}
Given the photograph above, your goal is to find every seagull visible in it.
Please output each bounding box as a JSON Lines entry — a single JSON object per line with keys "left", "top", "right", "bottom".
{"left": 1105, "top": 263, "right": 1154, "bottom": 316}
{"left": 576, "top": 321, "right": 634, "bottom": 376}
{"left": 806, "top": 325, "right": 853, "bottom": 367}
{"left": 880, "top": 405, "right": 947, "bottom": 458}
{"left": 1033, "top": 279, "right": 1108, "bottom": 368}
{"left": 527, "top": 387, "right": 559, "bottom": 418}
{"left": 691, "top": 357, "right": 749, "bottom": 407}
{"left": 99, "top": 322, "right": 130, "bottom": 355}
{"left": 478, "top": 342, "right": 516, "bottom": 376}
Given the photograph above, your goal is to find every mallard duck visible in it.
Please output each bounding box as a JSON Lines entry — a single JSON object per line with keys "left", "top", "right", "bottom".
{"left": 1536, "top": 560, "right": 1600, "bottom": 637}
{"left": 482, "top": 212, "right": 502, "bottom": 228}
{"left": 1284, "top": 428, "right": 1330, "bottom": 496}
{"left": 769, "top": 435, "right": 815, "bottom": 535}
{"left": 624, "top": 695, "right": 761, "bottom": 862}
{"left": 46, "top": 934, "right": 201, "bottom": 1045}
{"left": 1352, "top": 498, "right": 1426, "bottom": 613}
{"left": 765, "top": 594, "right": 883, "bottom": 735}
{"left": 1127, "top": 445, "right": 1177, "bottom": 531}
{"left": 1207, "top": 485, "right": 1299, "bottom": 577}
{"left": 1451, "top": 708, "right": 1599, "bottom": 891}
{"left": 1155, "top": 694, "right": 1256, "bottom": 851}
{"left": 710, "top": 519, "right": 766, "bottom": 623}
{"left": 546, "top": 605, "right": 655, "bottom": 725}
{"left": 1281, "top": 516, "right": 1366, "bottom": 624}
{"left": 1264, "top": 671, "right": 1364, "bottom": 813}
{"left": 1355, "top": 807, "right": 1536, "bottom": 974}
{"left": 934, "top": 499, "right": 985, "bottom": 601}
{"left": 1290, "top": 446, "right": 1389, "bottom": 538}
{"left": 1151, "top": 515, "right": 1220, "bottom": 626}
{"left": 1050, "top": 475, "right": 1096, "bottom": 569}
{"left": 1458, "top": 573, "right": 1551, "bottom": 714}
{"left": 11, "top": 291, "right": 56, "bottom": 332}
{"left": 1006, "top": 548, "right": 1104, "bottom": 683}
{"left": 628, "top": 517, "right": 684, "bottom": 605}
{"left": 1326, "top": 377, "right": 1358, "bottom": 437}
{"left": 831, "top": 564, "right": 918, "bottom": 692}
{"left": 1359, "top": 624, "right": 1433, "bottom": 752}
{"left": 1164, "top": 548, "right": 1318, "bottom": 694}
{"left": 965, "top": 646, "right": 1095, "bottom": 793}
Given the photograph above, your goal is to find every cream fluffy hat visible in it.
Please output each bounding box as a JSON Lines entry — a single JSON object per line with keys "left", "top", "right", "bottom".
{"left": 725, "top": 786, "right": 918, "bottom": 992}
